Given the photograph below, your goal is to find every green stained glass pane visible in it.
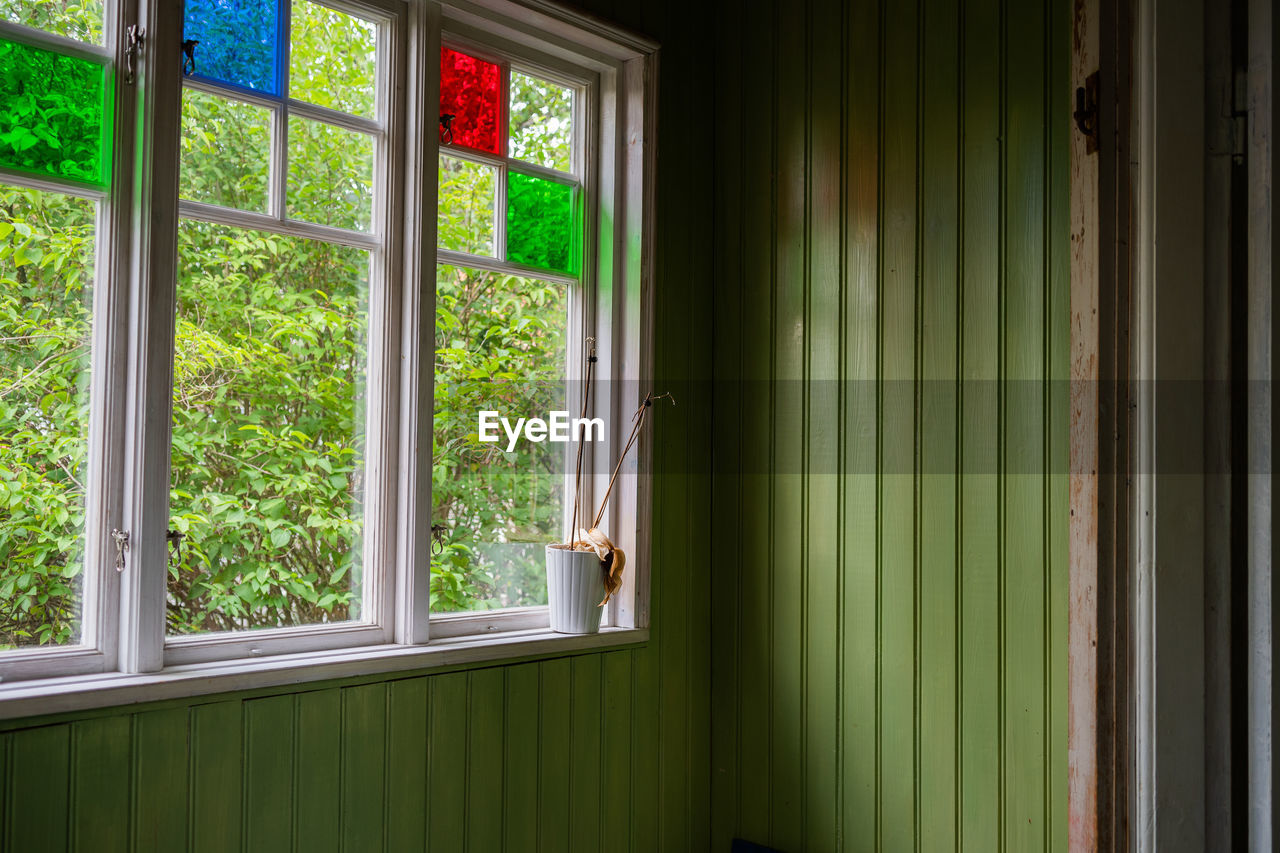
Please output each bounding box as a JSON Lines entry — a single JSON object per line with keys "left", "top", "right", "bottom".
{"left": 437, "top": 154, "right": 495, "bottom": 256}
{"left": 506, "top": 172, "right": 578, "bottom": 275}
{"left": 289, "top": 0, "right": 377, "bottom": 119}
{"left": 179, "top": 88, "right": 271, "bottom": 213}
{"left": 0, "top": 0, "right": 104, "bottom": 43}
{"left": 509, "top": 70, "right": 573, "bottom": 172}
{"left": 0, "top": 37, "right": 109, "bottom": 185}
{"left": 286, "top": 116, "right": 374, "bottom": 232}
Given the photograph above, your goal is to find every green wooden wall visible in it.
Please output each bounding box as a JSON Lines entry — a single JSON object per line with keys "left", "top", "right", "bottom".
{"left": 0, "top": 0, "right": 717, "bottom": 851}
{"left": 707, "top": 0, "right": 1069, "bottom": 851}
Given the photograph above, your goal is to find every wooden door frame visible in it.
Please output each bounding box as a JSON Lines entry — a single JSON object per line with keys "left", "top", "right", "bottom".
{"left": 1069, "top": 0, "right": 1134, "bottom": 848}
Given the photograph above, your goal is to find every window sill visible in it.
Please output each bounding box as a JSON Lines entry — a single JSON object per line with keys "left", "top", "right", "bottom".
{"left": 0, "top": 626, "right": 648, "bottom": 723}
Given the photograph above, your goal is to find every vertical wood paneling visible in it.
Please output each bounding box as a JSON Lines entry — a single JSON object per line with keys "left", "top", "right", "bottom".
{"left": 537, "top": 658, "right": 571, "bottom": 853}
{"left": 190, "top": 701, "right": 242, "bottom": 853}
{"left": 71, "top": 716, "right": 131, "bottom": 852}
{"left": 959, "top": 0, "right": 1005, "bottom": 847}
{"left": 132, "top": 708, "right": 189, "bottom": 852}
{"left": 601, "top": 651, "right": 633, "bottom": 844}
{"left": 806, "top": 0, "right": 844, "bottom": 847}
{"left": 710, "top": 0, "right": 1068, "bottom": 851}
{"left": 503, "top": 665, "right": 539, "bottom": 851}
{"left": 771, "top": 0, "right": 808, "bottom": 848}
{"left": 736, "top": 0, "right": 779, "bottom": 841}
{"left": 341, "top": 683, "right": 387, "bottom": 851}
{"left": 570, "top": 654, "right": 603, "bottom": 851}
{"left": 428, "top": 672, "right": 468, "bottom": 851}
{"left": 919, "top": 0, "right": 962, "bottom": 847}
{"left": 466, "top": 669, "right": 505, "bottom": 853}
{"left": 386, "top": 678, "right": 429, "bottom": 851}
{"left": 244, "top": 695, "right": 294, "bottom": 853}
{"left": 8, "top": 724, "right": 70, "bottom": 852}
{"left": 841, "top": 0, "right": 883, "bottom": 848}
{"left": 1002, "top": 0, "right": 1050, "bottom": 846}
{"left": 879, "top": 0, "right": 921, "bottom": 848}
{"left": 295, "top": 688, "right": 341, "bottom": 853}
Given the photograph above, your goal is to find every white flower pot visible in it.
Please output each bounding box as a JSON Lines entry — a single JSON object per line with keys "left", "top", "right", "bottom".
{"left": 546, "top": 545, "right": 605, "bottom": 634}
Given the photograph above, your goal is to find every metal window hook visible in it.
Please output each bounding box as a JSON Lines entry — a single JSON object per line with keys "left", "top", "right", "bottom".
{"left": 110, "top": 528, "right": 129, "bottom": 572}
{"left": 124, "top": 25, "right": 145, "bottom": 86}
{"left": 181, "top": 39, "right": 198, "bottom": 76}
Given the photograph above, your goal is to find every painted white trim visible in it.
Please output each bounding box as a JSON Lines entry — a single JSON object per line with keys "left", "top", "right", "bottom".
{"left": 0, "top": 626, "right": 648, "bottom": 721}
{"left": 0, "top": 17, "right": 113, "bottom": 60}
{"left": 1246, "top": 0, "right": 1274, "bottom": 842}
{"left": 429, "top": 605, "right": 550, "bottom": 637}
{"left": 1131, "top": 0, "right": 1157, "bottom": 841}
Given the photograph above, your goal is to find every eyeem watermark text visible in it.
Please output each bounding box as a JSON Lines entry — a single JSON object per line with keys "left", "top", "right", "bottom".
{"left": 479, "top": 410, "right": 605, "bottom": 452}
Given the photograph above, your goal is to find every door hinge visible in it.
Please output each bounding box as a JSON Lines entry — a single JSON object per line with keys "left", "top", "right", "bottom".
{"left": 1074, "top": 70, "right": 1100, "bottom": 154}
{"left": 110, "top": 528, "right": 130, "bottom": 572}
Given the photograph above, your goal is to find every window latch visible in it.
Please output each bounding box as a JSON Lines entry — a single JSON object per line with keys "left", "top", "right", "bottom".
{"left": 110, "top": 528, "right": 130, "bottom": 572}
{"left": 181, "top": 39, "right": 199, "bottom": 76}
{"left": 124, "top": 25, "right": 145, "bottom": 86}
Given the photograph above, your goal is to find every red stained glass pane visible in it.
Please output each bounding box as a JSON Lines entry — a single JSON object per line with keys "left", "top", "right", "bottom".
{"left": 440, "top": 47, "right": 500, "bottom": 155}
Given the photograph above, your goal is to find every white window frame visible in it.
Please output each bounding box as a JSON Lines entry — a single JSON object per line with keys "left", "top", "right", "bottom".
{"left": 0, "top": 0, "right": 655, "bottom": 716}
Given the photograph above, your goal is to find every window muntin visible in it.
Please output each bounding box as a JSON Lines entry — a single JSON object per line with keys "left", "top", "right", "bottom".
{"left": 169, "top": 0, "right": 386, "bottom": 638}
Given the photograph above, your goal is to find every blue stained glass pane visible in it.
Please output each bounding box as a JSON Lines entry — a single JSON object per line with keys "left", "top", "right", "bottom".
{"left": 182, "top": 0, "right": 281, "bottom": 94}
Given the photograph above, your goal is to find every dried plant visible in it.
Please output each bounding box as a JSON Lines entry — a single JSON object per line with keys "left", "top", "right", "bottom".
{"left": 560, "top": 337, "right": 672, "bottom": 606}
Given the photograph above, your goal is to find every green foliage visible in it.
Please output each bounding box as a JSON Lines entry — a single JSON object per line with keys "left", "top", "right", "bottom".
{"left": 0, "top": 185, "right": 94, "bottom": 647}
{"left": 432, "top": 265, "right": 566, "bottom": 611}
{"left": 168, "top": 220, "right": 368, "bottom": 633}
{"left": 286, "top": 116, "right": 374, "bottom": 231}
{"left": 0, "top": 0, "right": 103, "bottom": 44}
{"left": 289, "top": 0, "right": 376, "bottom": 118}
{"left": 437, "top": 154, "right": 494, "bottom": 256}
{"left": 179, "top": 90, "right": 271, "bottom": 212}
{"left": 509, "top": 71, "right": 573, "bottom": 172}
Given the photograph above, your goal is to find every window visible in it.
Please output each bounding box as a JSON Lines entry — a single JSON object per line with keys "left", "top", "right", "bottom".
{"left": 433, "top": 43, "right": 581, "bottom": 619}
{"left": 0, "top": 0, "right": 655, "bottom": 705}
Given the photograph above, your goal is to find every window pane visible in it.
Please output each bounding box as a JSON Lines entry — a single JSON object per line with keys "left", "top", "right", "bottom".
{"left": 433, "top": 265, "right": 567, "bottom": 612}
{"left": 289, "top": 0, "right": 377, "bottom": 119}
{"left": 0, "top": 0, "right": 104, "bottom": 43}
{"left": 509, "top": 70, "right": 572, "bottom": 172}
{"left": 169, "top": 220, "right": 369, "bottom": 634}
{"left": 0, "top": 36, "right": 109, "bottom": 185}
{"left": 286, "top": 116, "right": 374, "bottom": 232}
{"left": 179, "top": 88, "right": 271, "bottom": 214}
{"left": 439, "top": 47, "right": 500, "bottom": 155}
{"left": 183, "top": 0, "right": 281, "bottom": 94}
{"left": 0, "top": 184, "right": 95, "bottom": 648}
{"left": 506, "top": 171, "right": 578, "bottom": 274}
{"left": 437, "top": 154, "right": 494, "bottom": 257}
